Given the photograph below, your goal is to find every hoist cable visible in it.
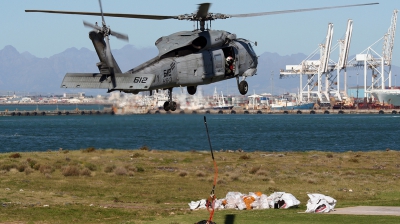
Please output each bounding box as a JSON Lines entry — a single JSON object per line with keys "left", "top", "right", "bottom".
{"left": 203, "top": 116, "right": 218, "bottom": 224}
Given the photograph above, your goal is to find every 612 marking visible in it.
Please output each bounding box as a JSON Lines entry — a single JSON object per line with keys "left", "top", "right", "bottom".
{"left": 134, "top": 77, "right": 148, "bottom": 83}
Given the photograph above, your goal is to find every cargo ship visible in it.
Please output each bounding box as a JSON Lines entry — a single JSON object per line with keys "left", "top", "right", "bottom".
{"left": 370, "top": 89, "right": 400, "bottom": 106}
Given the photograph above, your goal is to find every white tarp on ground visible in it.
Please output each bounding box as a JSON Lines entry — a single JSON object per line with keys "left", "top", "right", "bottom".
{"left": 268, "top": 192, "right": 301, "bottom": 209}
{"left": 188, "top": 199, "right": 207, "bottom": 210}
{"left": 189, "top": 191, "right": 300, "bottom": 210}
{"left": 305, "top": 193, "right": 337, "bottom": 213}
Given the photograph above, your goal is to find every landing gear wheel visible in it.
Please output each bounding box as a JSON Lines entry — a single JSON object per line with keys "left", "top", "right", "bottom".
{"left": 170, "top": 101, "right": 177, "bottom": 111}
{"left": 163, "top": 101, "right": 170, "bottom": 111}
{"left": 239, "top": 80, "right": 248, "bottom": 95}
{"left": 187, "top": 86, "right": 197, "bottom": 95}
{"left": 164, "top": 88, "right": 177, "bottom": 111}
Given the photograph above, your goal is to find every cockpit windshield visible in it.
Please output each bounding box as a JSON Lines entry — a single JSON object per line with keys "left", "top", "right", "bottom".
{"left": 248, "top": 43, "right": 256, "bottom": 56}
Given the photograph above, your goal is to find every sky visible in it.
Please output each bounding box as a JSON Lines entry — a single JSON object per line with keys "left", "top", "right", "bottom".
{"left": 1, "top": 0, "right": 398, "bottom": 61}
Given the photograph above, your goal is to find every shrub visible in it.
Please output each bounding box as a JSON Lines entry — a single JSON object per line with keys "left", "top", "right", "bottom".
{"left": 62, "top": 165, "right": 80, "bottom": 176}
{"left": 326, "top": 153, "right": 334, "bottom": 158}
{"left": 85, "top": 163, "right": 97, "bottom": 171}
{"left": 53, "top": 160, "right": 66, "bottom": 169}
{"left": 139, "top": 145, "right": 149, "bottom": 151}
{"left": 136, "top": 166, "right": 145, "bottom": 172}
{"left": 33, "top": 163, "right": 41, "bottom": 170}
{"left": 17, "top": 164, "right": 26, "bottom": 172}
{"left": 104, "top": 165, "right": 116, "bottom": 173}
{"left": 9, "top": 153, "right": 21, "bottom": 158}
{"left": 25, "top": 167, "right": 34, "bottom": 175}
{"left": 349, "top": 158, "right": 359, "bottom": 163}
{"left": 307, "top": 178, "right": 317, "bottom": 184}
{"left": 249, "top": 166, "right": 261, "bottom": 174}
{"left": 131, "top": 152, "right": 142, "bottom": 158}
{"left": 82, "top": 147, "right": 96, "bottom": 153}
{"left": 217, "top": 179, "right": 226, "bottom": 185}
{"left": 80, "top": 168, "right": 92, "bottom": 177}
{"left": 1, "top": 164, "right": 17, "bottom": 171}
{"left": 114, "top": 167, "right": 128, "bottom": 176}
{"left": 39, "top": 165, "right": 54, "bottom": 174}
{"left": 262, "top": 177, "right": 271, "bottom": 182}
{"left": 26, "top": 158, "right": 37, "bottom": 168}
{"left": 124, "top": 165, "right": 137, "bottom": 172}
{"left": 239, "top": 154, "right": 251, "bottom": 160}
{"left": 255, "top": 169, "right": 268, "bottom": 176}
{"left": 196, "top": 171, "right": 206, "bottom": 177}
{"left": 230, "top": 173, "right": 240, "bottom": 181}
{"left": 179, "top": 171, "right": 188, "bottom": 177}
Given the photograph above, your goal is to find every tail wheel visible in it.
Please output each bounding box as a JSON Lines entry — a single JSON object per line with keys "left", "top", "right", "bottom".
{"left": 170, "top": 101, "right": 177, "bottom": 111}
{"left": 187, "top": 86, "right": 197, "bottom": 95}
{"left": 239, "top": 80, "right": 248, "bottom": 95}
{"left": 163, "top": 101, "right": 170, "bottom": 111}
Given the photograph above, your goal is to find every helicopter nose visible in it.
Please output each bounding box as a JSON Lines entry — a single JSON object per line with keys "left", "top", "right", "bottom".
{"left": 250, "top": 56, "right": 258, "bottom": 68}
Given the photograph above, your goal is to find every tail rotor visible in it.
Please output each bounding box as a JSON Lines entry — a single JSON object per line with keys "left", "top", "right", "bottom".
{"left": 83, "top": 0, "right": 128, "bottom": 89}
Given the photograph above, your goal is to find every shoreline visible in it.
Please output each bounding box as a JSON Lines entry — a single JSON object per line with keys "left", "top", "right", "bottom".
{"left": 1, "top": 107, "right": 399, "bottom": 116}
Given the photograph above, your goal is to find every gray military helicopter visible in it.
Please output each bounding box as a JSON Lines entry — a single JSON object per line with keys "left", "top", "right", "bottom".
{"left": 26, "top": 1, "right": 378, "bottom": 111}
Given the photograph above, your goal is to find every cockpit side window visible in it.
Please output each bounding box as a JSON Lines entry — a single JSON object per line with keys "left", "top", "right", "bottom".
{"left": 214, "top": 54, "right": 222, "bottom": 69}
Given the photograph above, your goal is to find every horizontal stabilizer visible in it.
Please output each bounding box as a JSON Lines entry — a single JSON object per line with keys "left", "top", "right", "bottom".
{"left": 61, "top": 73, "right": 155, "bottom": 90}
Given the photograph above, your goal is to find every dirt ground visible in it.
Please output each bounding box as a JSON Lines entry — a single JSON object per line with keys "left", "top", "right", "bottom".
{"left": 329, "top": 206, "right": 400, "bottom": 216}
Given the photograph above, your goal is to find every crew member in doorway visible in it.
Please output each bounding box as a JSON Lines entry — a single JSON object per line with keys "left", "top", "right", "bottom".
{"left": 225, "top": 56, "right": 235, "bottom": 76}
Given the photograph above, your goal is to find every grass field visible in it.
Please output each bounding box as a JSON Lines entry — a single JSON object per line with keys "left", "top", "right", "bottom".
{"left": 1, "top": 148, "right": 400, "bottom": 223}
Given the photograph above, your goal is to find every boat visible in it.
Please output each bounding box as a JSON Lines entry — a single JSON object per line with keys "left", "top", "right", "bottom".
{"left": 153, "top": 90, "right": 169, "bottom": 109}
{"left": 370, "top": 89, "right": 400, "bottom": 106}
{"left": 206, "top": 88, "right": 234, "bottom": 110}
{"left": 110, "top": 92, "right": 153, "bottom": 114}
{"left": 177, "top": 94, "right": 205, "bottom": 110}
{"left": 270, "top": 98, "right": 314, "bottom": 110}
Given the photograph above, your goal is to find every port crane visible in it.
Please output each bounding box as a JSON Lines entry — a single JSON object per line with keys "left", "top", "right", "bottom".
{"left": 279, "top": 21, "right": 353, "bottom": 105}
{"left": 347, "top": 9, "right": 398, "bottom": 99}
{"left": 280, "top": 9, "right": 398, "bottom": 105}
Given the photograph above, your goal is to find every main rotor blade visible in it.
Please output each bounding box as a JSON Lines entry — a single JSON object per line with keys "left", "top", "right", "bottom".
{"left": 228, "top": 3, "right": 378, "bottom": 18}
{"left": 196, "top": 3, "right": 211, "bottom": 19}
{"left": 25, "top": 10, "right": 177, "bottom": 20}
{"left": 98, "top": 0, "right": 105, "bottom": 24}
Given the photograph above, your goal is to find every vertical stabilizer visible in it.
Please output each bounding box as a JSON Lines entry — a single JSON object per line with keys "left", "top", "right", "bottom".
{"left": 89, "top": 30, "right": 122, "bottom": 75}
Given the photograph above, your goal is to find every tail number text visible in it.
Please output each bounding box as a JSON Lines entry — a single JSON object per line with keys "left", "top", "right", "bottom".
{"left": 134, "top": 77, "right": 148, "bottom": 83}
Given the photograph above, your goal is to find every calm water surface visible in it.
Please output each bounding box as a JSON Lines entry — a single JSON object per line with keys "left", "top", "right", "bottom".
{"left": 0, "top": 113, "right": 399, "bottom": 153}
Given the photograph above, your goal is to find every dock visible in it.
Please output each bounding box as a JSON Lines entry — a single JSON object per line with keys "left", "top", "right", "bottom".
{"left": 146, "top": 108, "right": 399, "bottom": 115}
{"left": 0, "top": 109, "right": 114, "bottom": 116}
{"left": 1, "top": 108, "right": 398, "bottom": 116}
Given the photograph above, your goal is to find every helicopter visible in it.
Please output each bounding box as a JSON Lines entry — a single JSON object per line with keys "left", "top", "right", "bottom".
{"left": 26, "top": 1, "right": 378, "bottom": 111}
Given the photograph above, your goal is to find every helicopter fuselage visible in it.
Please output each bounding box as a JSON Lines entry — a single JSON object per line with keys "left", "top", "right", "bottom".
{"left": 122, "top": 30, "right": 258, "bottom": 94}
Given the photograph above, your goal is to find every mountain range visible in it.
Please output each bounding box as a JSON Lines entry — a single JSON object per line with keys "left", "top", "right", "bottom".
{"left": 1, "top": 44, "right": 398, "bottom": 96}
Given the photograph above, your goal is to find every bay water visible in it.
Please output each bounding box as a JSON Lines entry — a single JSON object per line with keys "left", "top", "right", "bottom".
{"left": 1, "top": 111, "right": 399, "bottom": 153}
